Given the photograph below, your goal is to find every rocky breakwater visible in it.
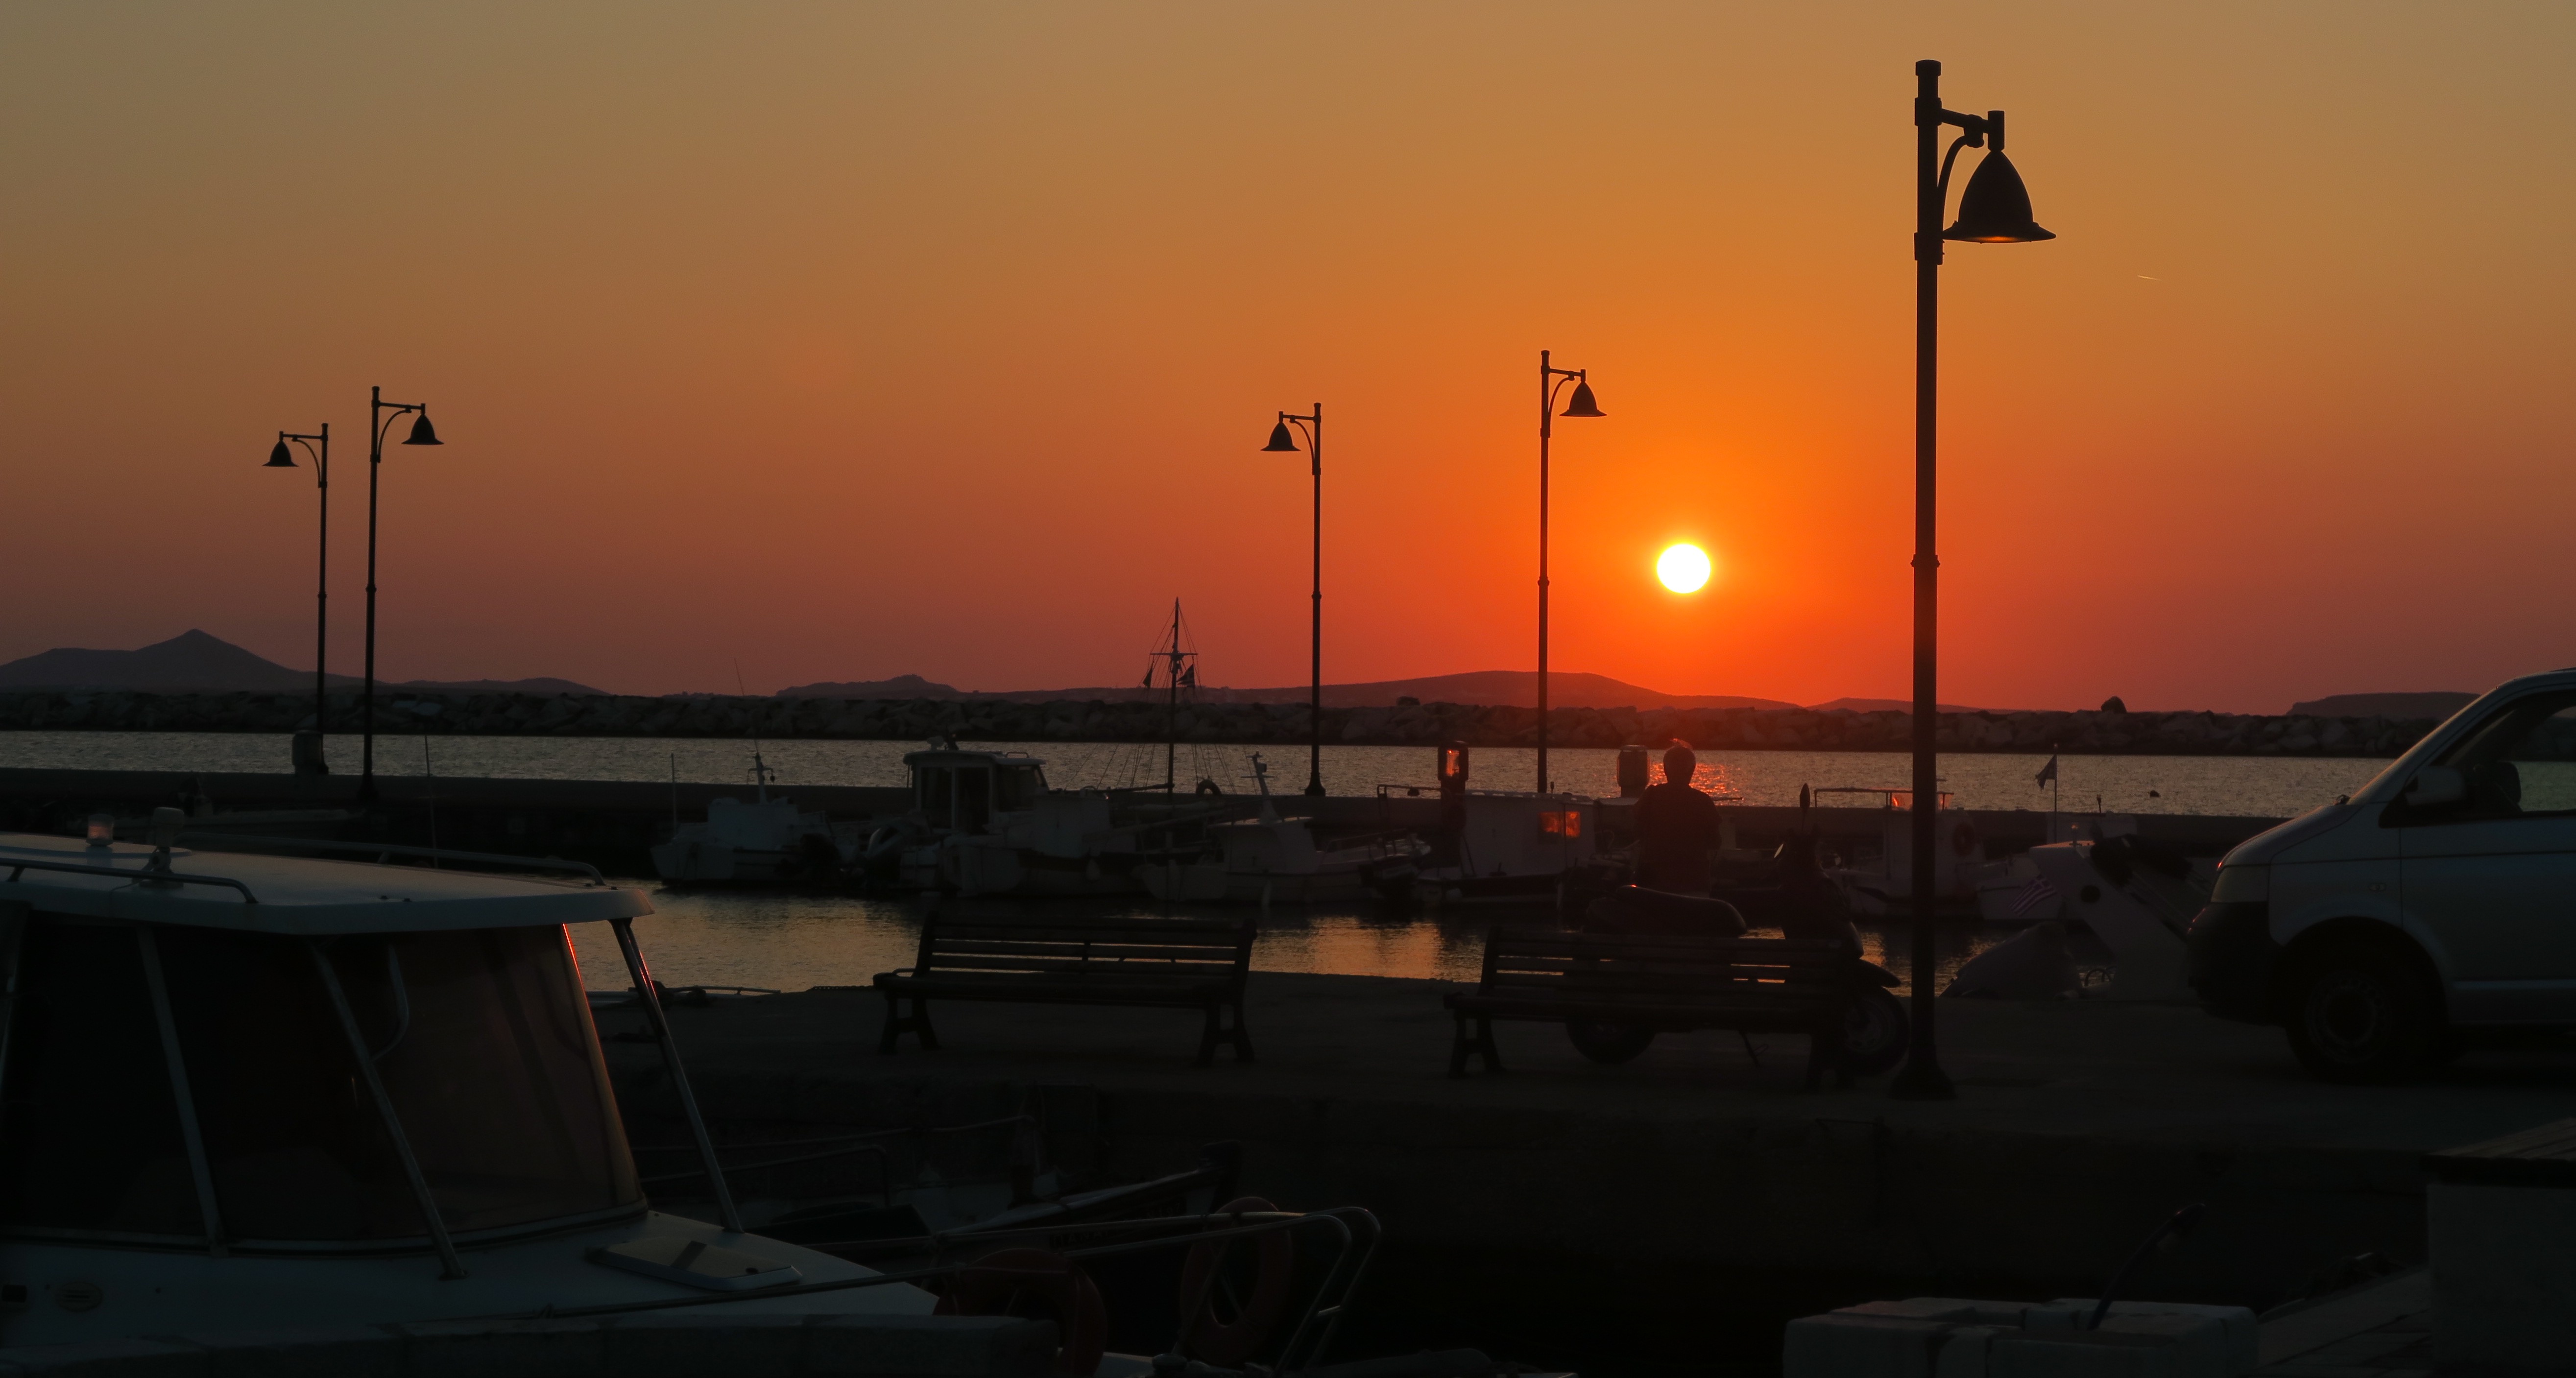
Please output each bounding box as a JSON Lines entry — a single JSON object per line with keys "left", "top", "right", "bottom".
{"left": 0, "top": 689, "right": 2446, "bottom": 758}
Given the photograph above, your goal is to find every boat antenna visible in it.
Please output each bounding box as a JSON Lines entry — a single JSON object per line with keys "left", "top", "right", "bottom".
{"left": 1165, "top": 598, "right": 1185, "bottom": 793}
{"left": 734, "top": 659, "right": 771, "bottom": 803}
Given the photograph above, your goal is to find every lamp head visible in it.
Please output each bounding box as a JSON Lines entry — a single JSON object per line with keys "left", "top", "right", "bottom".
{"left": 1261, "top": 420, "right": 1300, "bottom": 452}
{"left": 265, "top": 438, "right": 297, "bottom": 468}
{"left": 403, "top": 412, "right": 442, "bottom": 446}
{"left": 1943, "top": 149, "right": 2055, "bottom": 243}
{"left": 1559, "top": 379, "right": 1605, "bottom": 418}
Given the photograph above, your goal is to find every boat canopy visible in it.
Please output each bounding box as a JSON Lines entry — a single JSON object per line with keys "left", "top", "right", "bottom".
{"left": 0, "top": 833, "right": 651, "bottom": 934}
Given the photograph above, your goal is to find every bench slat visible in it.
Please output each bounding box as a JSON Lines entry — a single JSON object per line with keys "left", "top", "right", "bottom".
{"left": 921, "top": 955, "right": 1243, "bottom": 976}
{"left": 929, "top": 941, "right": 1247, "bottom": 963}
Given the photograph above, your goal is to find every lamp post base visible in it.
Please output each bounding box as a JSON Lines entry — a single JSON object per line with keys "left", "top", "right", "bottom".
{"left": 1888, "top": 1052, "right": 1957, "bottom": 1101}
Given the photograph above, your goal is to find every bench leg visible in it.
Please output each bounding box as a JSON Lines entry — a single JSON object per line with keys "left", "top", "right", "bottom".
{"left": 879, "top": 992, "right": 938, "bottom": 1054}
{"left": 1226, "top": 999, "right": 1254, "bottom": 1063}
{"left": 1806, "top": 1023, "right": 1850, "bottom": 1091}
{"left": 1197, "top": 1001, "right": 1253, "bottom": 1068}
{"left": 1449, "top": 1014, "right": 1505, "bottom": 1078}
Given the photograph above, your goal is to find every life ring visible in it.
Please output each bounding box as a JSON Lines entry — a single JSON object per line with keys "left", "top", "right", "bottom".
{"left": 1950, "top": 819, "right": 1979, "bottom": 858}
{"left": 1196, "top": 778, "right": 1225, "bottom": 796}
{"left": 1176, "top": 1195, "right": 1298, "bottom": 1366}
{"left": 934, "top": 1248, "right": 1107, "bottom": 1376}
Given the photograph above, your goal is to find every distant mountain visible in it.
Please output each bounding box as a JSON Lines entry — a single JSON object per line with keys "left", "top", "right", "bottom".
{"left": 1807, "top": 697, "right": 1990, "bottom": 714}
{"left": 777, "top": 668, "right": 1798, "bottom": 711}
{"left": 775, "top": 674, "right": 972, "bottom": 700}
{"left": 2289, "top": 691, "right": 2476, "bottom": 720}
{"left": 0, "top": 630, "right": 601, "bottom": 696}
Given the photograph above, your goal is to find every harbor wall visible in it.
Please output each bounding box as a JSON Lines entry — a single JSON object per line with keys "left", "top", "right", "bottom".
{"left": 0, "top": 689, "right": 2443, "bottom": 757}
{"left": 0, "top": 767, "right": 2288, "bottom": 874}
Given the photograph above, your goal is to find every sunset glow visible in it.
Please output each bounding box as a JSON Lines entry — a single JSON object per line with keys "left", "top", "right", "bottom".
{"left": 1, "top": 5, "right": 2570, "bottom": 712}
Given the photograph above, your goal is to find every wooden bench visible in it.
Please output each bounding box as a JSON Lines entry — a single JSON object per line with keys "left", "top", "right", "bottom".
{"left": 1444, "top": 927, "right": 1867, "bottom": 1088}
{"left": 874, "top": 914, "right": 1257, "bottom": 1067}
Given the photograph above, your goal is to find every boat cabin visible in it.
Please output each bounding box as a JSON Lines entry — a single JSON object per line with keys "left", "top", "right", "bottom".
{"left": 0, "top": 825, "right": 925, "bottom": 1346}
{"left": 904, "top": 748, "right": 1050, "bottom": 836}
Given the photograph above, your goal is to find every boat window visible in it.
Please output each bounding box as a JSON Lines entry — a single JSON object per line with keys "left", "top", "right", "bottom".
{"left": 958, "top": 767, "right": 993, "bottom": 833}
{"left": 155, "top": 923, "right": 639, "bottom": 1241}
{"left": 996, "top": 765, "right": 1043, "bottom": 812}
{"left": 920, "top": 767, "right": 954, "bottom": 828}
{"left": 0, "top": 920, "right": 203, "bottom": 1238}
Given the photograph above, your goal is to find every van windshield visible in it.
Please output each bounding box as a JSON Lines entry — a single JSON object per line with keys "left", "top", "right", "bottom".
{"left": 0, "top": 919, "right": 640, "bottom": 1246}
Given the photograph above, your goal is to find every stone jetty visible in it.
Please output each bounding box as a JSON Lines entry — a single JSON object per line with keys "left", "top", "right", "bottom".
{"left": 0, "top": 689, "right": 2444, "bottom": 757}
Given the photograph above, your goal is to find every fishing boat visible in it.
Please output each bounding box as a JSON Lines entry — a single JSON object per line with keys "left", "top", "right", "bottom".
{"left": 650, "top": 748, "right": 851, "bottom": 884}
{"left": 1140, "top": 755, "right": 1424, "bottom": 904}
{"left": 1810, "top": 785, "right": 1984, "bottom": 917}
{"left": 0, "top": 815, "right": 926, "bottom": 1347}
{"left": 897, "top": 745, "right": 1197, "bottom": 897}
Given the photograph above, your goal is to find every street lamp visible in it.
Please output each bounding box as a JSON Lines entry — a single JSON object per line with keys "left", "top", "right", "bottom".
{"left": 264, "top": 425, "right": 331, "bottom": 755}
{"left": 360, "top": 386, "right": 442, "bottom": 804}
{"left": 1890, "top": 60, "right": 2054, "bottom": 1102}
{"left": 1260, "top": 405, "right": 1326, "bottom": 797}
{"left": 1535, "top": 350, "right": 1603, "bottom": 798}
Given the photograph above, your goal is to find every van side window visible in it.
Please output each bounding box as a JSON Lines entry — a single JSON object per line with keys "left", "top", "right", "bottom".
{"left": 2432, "top": 692, "right": 2576, "bottom": 819}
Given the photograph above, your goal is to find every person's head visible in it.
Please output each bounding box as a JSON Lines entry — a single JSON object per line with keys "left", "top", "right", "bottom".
{"left": 1662, "top": 744, "right": 1696, "bottom": 787}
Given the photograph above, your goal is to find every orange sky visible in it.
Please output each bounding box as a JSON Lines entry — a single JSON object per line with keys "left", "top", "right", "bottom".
{"left": 4, "top": 3, "right": 2571, "bottom": 713}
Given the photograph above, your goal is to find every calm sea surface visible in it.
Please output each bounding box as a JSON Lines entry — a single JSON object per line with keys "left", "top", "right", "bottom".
{"left": 6, "top": 730, "right": 2388, "bottom": 994}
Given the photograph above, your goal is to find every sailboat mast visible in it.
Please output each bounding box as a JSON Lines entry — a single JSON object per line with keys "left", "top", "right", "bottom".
{"left": 1165, "top": 598, "right": 1180, "bottom": 792}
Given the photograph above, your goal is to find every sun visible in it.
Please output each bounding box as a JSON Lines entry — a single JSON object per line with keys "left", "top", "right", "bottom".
{"left": 1657, "top": 543, "right": 1711, "bottom": 594}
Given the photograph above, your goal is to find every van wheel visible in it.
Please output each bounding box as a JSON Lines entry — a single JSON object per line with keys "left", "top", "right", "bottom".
{"left": 2284, "top": 947, "right": 2440, "bottom": 1082}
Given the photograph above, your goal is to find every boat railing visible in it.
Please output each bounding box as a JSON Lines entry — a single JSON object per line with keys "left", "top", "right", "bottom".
{"left": 506, "top": 1204, "right": 1385, "bottom": 1376}
{"left": 174, "top": 832, "right": 609, "bottom": 886}
{"left": 0, "top": 855, "right": 262, "bottom": 905}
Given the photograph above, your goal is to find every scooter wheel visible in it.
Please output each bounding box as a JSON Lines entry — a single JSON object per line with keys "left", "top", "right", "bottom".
{"left": 1566, "top": 1021, "right": 1657, "bottom": 1064}
{"left": 1835, "top": 987, "right": 1911, "bottom": 1077}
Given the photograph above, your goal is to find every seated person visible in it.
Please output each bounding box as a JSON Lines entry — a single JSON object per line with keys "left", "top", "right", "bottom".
{"left": 1636, "top": 743, "right": 1720, "bottom": 894}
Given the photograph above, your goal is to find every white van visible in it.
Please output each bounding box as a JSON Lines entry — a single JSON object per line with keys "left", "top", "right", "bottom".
{"left": 2189, "top": 669, "right": 2576, "bottom": 1080}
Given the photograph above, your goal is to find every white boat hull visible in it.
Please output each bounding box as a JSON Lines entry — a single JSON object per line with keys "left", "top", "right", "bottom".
{"left": 0, "top": 1211, "right": 928, "bottom": 1349}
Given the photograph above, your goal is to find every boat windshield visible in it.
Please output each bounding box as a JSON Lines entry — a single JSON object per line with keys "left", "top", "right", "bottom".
{"left": 0, "top": 918, "right": 639, "bottom": 1246}
{"left": 996, "top": 764, "right": 1045, "bottom": 811}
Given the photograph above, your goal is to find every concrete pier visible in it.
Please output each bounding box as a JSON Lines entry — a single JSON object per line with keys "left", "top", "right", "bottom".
{"left": 601, "top": 974, "right": 2576, "bottom": 1318}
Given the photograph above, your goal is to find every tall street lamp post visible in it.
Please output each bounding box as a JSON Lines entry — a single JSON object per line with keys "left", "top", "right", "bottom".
{"left": 361, "top": 386, "right": 442, "bottom": 803}
{"left": 265, "top": 425, "right": 331, "bottom": 748}
{"left": 1535, "top": 351, "right": 1603, "bottom": 798}
{"left": 1261, "top": 405, "right": 1327, "bottom": 797}
{"left": 1890, "top": 59, "right": 2055, "bottom": 1101}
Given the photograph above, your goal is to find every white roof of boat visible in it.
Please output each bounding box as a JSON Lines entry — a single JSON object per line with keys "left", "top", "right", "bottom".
{"left": 0, "top": 832, "right": 652, "bottom": 935}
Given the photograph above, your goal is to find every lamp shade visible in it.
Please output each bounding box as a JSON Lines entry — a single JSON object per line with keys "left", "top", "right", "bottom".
{"left": 1560, "top": 380, "right": 1605, "bottom": 418}
{"left": 1943, "top": 150, "right": 2054, "bottom": 243}
{"left": 266, "top": 439, "right": 297, "bottom": 468}
{"left": 403, "top": 413, "right": 442, "bottom": 446}
{"left": 1262, "top": 420, "right": 1300, "bottom": 452}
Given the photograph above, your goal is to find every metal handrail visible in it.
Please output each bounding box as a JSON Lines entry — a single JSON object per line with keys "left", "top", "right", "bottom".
{"left": 0, "top": 855, "right": 260, "bottom": 905}
{"left": 178, "top": 833, "right": 606, "bottom": 885}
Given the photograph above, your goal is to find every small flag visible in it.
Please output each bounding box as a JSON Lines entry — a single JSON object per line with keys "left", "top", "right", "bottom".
{"left": 2035, "top": 754, "right": 2059, "bottom": 787}
{"left": 1140, "top": 665, "right": 1154, "bottom": 689}
{"left": 2011, "top": 874, "right": 2060, "bottom": 916}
